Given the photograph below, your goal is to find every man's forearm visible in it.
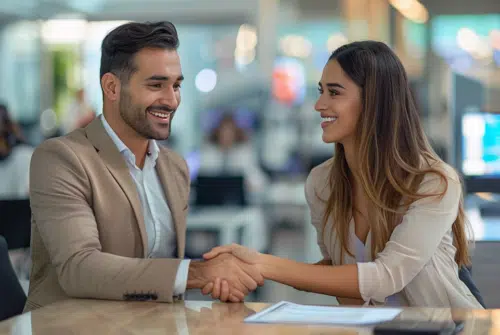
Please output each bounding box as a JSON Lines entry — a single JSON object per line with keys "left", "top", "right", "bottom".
{"left": 56, "top": 250, "right": 182, "bottom": 301}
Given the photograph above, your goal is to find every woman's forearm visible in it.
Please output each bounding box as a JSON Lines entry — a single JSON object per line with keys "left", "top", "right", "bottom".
{"left": 258, "top": 254, "right": 362, "bottom": 299}
{"left": 314, "top": 258, "right": 333, "bottom": 265}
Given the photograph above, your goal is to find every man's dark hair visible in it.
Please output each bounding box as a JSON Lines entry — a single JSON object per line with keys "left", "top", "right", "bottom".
{"left": 100, "top": 21, "right": 179, "bottom": 82}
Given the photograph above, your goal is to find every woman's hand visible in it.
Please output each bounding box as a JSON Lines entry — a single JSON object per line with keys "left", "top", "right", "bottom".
{"left": 201, "top": 244, "right": 264, "bottom": 302}
{"left": 203, "top": 243, "right": 262, "bottom": 265}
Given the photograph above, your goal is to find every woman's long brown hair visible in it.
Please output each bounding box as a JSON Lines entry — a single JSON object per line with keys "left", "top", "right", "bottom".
{"left": 322, "top": 41, "right": 471, "bottom": 266}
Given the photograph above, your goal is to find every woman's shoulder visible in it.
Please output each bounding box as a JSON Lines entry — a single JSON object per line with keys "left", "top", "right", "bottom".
{"left": 408, "top": 160, "right": 464, "bottom": 214}
{"left": 419, "top": 160, "right": 461, "bottom": 194}
{"left": 305, "top": 157, "right": 334, "bottom": 204}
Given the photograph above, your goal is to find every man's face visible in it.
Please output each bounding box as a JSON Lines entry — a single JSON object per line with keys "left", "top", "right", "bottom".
{"left": 118, "top": 48, "right": 183, "bottom": 141}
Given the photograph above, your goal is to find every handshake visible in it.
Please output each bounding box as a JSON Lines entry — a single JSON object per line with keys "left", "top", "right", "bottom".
{"left": 187, "top": 244, "right": 263, "bottom": 302}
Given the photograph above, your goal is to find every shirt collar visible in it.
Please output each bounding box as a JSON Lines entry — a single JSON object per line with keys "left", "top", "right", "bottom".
{"left": 100, "top": 114, "right": 160, "bottom": 164}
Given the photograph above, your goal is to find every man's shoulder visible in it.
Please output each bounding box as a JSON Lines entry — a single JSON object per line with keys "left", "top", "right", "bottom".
{"left": 39, "top": 128, "right": 88, "bottom": 148}
{"left": 33, "top": 129, "right": 92, "bottom": 162}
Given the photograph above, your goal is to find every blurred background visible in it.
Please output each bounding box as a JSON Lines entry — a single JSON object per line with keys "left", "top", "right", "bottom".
{"left": 1, "top": 0, "right": 500, "bottom": 307}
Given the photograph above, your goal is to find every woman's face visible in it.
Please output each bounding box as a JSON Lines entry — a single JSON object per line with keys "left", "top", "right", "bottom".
{"left": 218, "top": 121, "right": 237, "bottom": 148}
{"left": 315, "top": 59, "right": 363, "bottom": 144}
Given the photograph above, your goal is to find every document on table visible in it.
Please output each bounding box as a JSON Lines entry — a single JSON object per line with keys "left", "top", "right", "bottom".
{"left": 244, "top": 301, "right": 402, "bottom": 325}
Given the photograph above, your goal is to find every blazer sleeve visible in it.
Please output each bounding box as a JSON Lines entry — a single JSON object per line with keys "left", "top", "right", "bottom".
{"left": 357, "top": 170, "right": 462, "bottom": 303}
{"left": 305, "top": 167, "right": 330, "bottom": 260}
{"left": 29, "top": 138, "right": 183, "bottom": 302}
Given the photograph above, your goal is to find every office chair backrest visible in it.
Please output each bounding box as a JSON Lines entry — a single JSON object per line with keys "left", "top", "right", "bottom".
{"left": 458, "top": 266, "right": 486, "bottom": 308}
{"left": 0, "top": 236, "right": 27, "bottom": 321}
{"left": 194, "top": 175, "right": 246, "bottom": 207}
{"left": 0, "top": 199, "right": 31, "bottom": 250}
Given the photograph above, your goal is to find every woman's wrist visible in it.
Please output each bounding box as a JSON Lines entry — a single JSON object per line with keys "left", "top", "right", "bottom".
{"left": 256, "top": 253, "right": 275, "bottom": 279}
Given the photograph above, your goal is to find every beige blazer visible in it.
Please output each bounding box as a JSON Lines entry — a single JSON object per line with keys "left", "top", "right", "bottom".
{"left": 25, "top": 118, "right": 189, "bottom": 311}
{"left": 306, "top": 158, "right": 483, "bottom": 309}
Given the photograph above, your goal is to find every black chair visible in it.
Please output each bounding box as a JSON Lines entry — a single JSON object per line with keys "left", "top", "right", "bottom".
{"left": 459, "top": 265, "right": 486, "bottom": 308}
{"left": 194, "top": 175, "right": 247, "bottom": 207}
{"left": 186, "top": 175, "right": 246, "bottom": 259}
{"left": 0, "top": 199, "right": 32, "bottom": 250}
{"left": 0, "top": 236, "right": 27, "bottom": 321}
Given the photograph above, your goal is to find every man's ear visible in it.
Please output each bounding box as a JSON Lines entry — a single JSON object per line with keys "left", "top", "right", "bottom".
{"left": 101, "top": 73, "right": 121, "bottom": 102}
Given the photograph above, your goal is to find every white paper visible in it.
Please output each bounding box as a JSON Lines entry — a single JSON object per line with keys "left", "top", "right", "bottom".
{"left": 244, "top": 301, "right": 402, "bottom": 325}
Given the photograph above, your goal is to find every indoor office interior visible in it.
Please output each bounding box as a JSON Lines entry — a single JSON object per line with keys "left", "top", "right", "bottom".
{"left": 1, "top": 0, "right": 500, "bottom": 313}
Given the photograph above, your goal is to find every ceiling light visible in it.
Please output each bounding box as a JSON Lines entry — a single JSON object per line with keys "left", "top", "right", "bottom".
{"left": 280, "top": 35, "right": 312, "bottom": 59}
{"left": 41, "top": 19, "right": 88, "bottom": 44}
{"left": 457, "top": 28, "right": 479, "bottom": 53}
{"left": 326, "top": 33, "right": 348, "bottom": 53}
{"left": 389, "top": 0, "right": 429, "bottom": 24}
{"left": 195, "top": 69, "right": 217, "bottom": 93}
{"left": 234, "top": 47, "right": 256, "bottom": 66}
{"left": 236, "top": 24, "right": 258, "bottom": 52}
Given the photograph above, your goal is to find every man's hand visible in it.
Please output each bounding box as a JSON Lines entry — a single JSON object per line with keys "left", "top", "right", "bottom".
{"left": 203, "top": 243, "right": 262, "bottom": 264}
{"left": 187, "top": 253, "right": 264, "bottom": 302}
{"left": 201, "top": 244, "right": 264, "bottom": 302}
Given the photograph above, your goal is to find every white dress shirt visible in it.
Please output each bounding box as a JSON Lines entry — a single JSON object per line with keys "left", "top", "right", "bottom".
{"left": 101, "top": 114, "right": 190, "bottom": 295}
{"left": 306, "top": 157, "right": 483, "bottom": 308}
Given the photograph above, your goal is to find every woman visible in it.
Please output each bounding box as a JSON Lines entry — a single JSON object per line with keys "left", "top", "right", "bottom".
{"left": 198, "top": 113, "right": 268, "bottom": 194}
{"left": 0, "top": 104, "right": 33, "bottom": 287}
{"left": 0, "top": 104, "right": 33, "bottom": 199}
{"left": 201, "top": 41, "right": 483, "bottom": 308}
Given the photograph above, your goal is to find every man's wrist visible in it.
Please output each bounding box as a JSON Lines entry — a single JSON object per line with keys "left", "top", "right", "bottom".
{"left": 187, "top": 260, "right": 205, "bottom": 289}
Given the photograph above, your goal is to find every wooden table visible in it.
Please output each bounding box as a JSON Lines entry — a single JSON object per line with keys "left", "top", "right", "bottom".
{"left": 0, "top": 299, "right": 497, "bottom": 334}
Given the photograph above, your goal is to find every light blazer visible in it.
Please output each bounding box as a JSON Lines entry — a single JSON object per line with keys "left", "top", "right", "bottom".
{"left": 25, "top": 118, "right": 189, "bottom": 311}
{"left": 306, "top": 158, "right": 483, "bottom": 308}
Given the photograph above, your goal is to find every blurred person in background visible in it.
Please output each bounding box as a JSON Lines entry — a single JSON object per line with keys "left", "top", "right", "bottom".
{"left": 25, "top": 21, "right": 262, "bottom": 311}
{"left": 202, "top": 41, "right": 484, "bottom": 309}
{"left": 0, "top": 103, "right": 33, "bottom": 199}
{"left": 199, "top": 113, "right": 268, "bottom": 195}
{"left": 61, "top": 88, "right": 96, "bottom": 133}
{"left": 0, "top": 103, "right": 33, "bottom": 286}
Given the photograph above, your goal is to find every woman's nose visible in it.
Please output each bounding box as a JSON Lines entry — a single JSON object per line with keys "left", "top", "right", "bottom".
{"left": 314, "top": 97, "right": 327, "bottom": 112}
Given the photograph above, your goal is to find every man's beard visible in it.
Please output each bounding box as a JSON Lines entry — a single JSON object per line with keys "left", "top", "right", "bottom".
{"left": 118, "top": 90, "right": 172, "bottom": 141}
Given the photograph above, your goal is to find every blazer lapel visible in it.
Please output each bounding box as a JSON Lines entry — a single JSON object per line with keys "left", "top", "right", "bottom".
{"left": 85, "top": 118, "right": 148, "bottom": 257}
{"left": 156, "top": 154, "right": 186, "bottom": 258}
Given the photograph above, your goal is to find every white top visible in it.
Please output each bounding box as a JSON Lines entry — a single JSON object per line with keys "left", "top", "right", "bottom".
{"left": 0, "top": 144, "right": 33, "bottom": 199}
{"left": 198, "top": 143, "right": 268, "bottom": 193}
{"left": 101, "top": 115, "right": 189, "bottom": 296}
{"left": 305, "top": 158, "right": 483, "bottom": 308}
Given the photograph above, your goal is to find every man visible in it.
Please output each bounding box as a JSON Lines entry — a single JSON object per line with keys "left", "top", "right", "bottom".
{"left": 25, "top": 21, "right": 262, "bottom": 311}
